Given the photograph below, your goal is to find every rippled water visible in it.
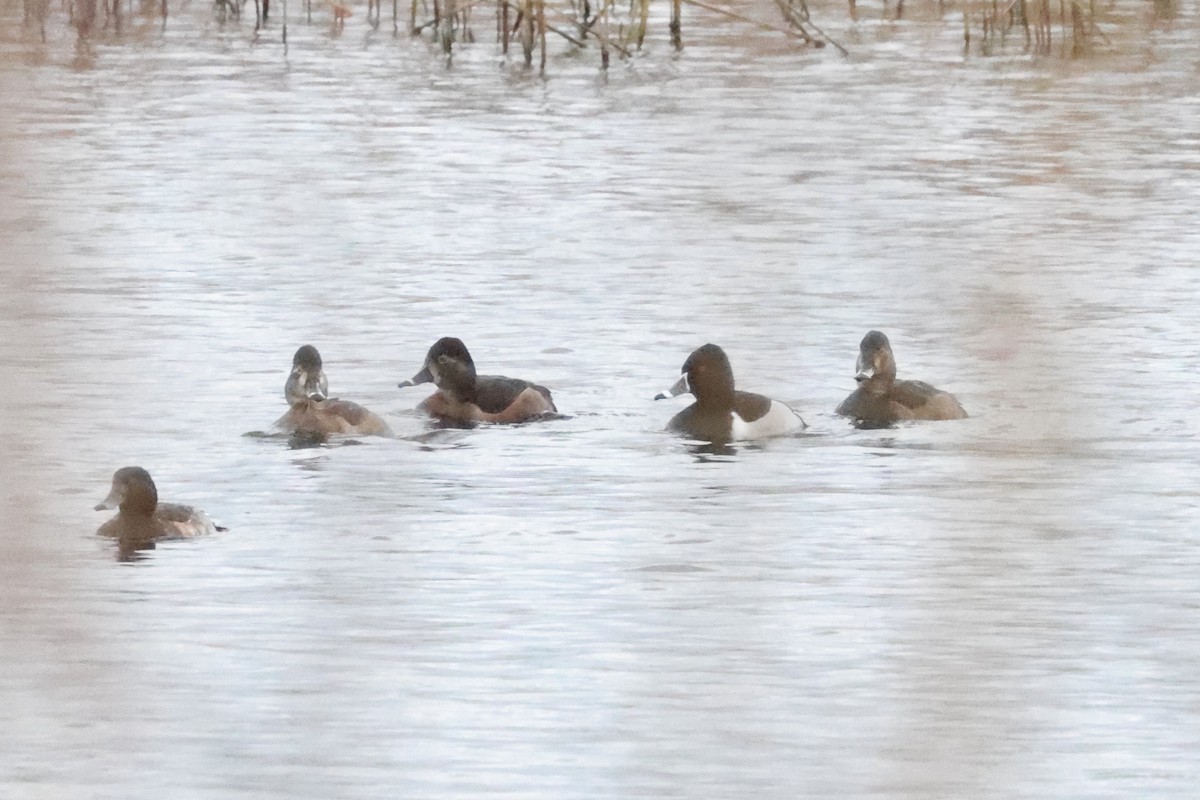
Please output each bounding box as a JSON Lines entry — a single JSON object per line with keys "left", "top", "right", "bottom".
{"left": 2, "top": 1, "right": 1199, "bottom": 796}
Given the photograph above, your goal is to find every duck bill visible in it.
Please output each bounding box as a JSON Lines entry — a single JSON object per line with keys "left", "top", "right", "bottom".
{"left": 287, "top": 370, "right": 328, "bottom": 404}
{"left": 398, "top": 365, "right": 434, "bottom": 389}
{"left": 654, "top": 373, "right": 690, "bottom": 401}
{"left": 311, "top": 371, "right": 329, "bottom": 401}
{"left": 854, "top": 354, "right": 875, "bottom": 384}
{"left": 94, "top": 487, "right": 121, "bottom": 511}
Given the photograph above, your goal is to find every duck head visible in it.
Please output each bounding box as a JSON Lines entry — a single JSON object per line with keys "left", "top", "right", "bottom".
{"left": 95, "top": 466, "right": 158, "bottom": 515}
{"left": 398, "top": 337, "right": 478, "bottom": 403}
{"left": 655, "top": 344, "right": 735, "bottom": 409}
{"left": 285, "top": 345, "right": 329, "bottom": 406}
{"left": 854, "top": 331, "right": 898, "bottom": 395}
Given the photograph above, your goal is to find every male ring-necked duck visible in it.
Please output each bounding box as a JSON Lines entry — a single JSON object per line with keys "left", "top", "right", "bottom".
{"left": 398, "top": 337, "right": 557, "bottom": 425}
{"left": 655, "top": 343, "right": 806, "bottom": 443}
{"left": 274, "top": 345, "right": 392, "bottom": 437}
{"left": 835, "top": 330, "right": 967, "bottom": 425}
{"left": 95, "top": 466, "right": 224, "bottom": 542}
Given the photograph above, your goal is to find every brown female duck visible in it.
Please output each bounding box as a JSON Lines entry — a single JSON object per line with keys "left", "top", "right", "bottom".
{"left": 275, "top": 345, "right": 392, "bottom": 437}
{"left": 836, "top": 331, "right": 967, "bottom": 426}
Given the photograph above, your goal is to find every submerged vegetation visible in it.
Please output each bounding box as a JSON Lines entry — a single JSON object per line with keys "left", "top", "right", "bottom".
{"left": 14, "top": 0, "right": 1183, "bottom": 68}
{"left": 18, "top": 0, "right": 848, "bottom": 57}
{"left": 401, "top": 0, "right": 848, "bottom": 67}
{"left": 959, "top": 0, "right": 1108, "bottom": 57}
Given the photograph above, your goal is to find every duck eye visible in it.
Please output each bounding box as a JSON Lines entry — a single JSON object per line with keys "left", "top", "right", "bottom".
{"left": 437, "top": 355, "right": 450, "bottom": 365}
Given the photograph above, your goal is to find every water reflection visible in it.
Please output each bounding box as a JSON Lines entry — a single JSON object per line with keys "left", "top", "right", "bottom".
{"left": 685, "top": 441, "right": 741, "bottom": 460}
{"left": 285, "top": 430, "right": 365, "bottom": 449}
{"left": 246, "top": 428, "right": 379, "bottom": 449}
{"left": 288, "top": 450, "right": 330, "bottom": 472}
{"left": 849, "top": 418, "right": 900, "bottom": 431}
{"left": 1152, "top": 0, "right": 1178, "bottom": 21}
{"left": 115, "top": 537, "right": 157, "bottom": 562}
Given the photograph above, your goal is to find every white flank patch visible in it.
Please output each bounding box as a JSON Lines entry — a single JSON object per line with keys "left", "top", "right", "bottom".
{"left": 730, "top": 401, "right": 805, "bottom": 440}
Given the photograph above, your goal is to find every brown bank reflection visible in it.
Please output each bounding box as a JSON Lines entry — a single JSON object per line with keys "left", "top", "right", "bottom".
{"left": 0, "top": 87, "right": 145, "bottom": 786}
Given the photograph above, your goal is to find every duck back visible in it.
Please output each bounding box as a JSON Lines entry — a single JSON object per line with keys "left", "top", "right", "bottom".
{"left": 474, "top": 375, "right": 557, "bottom": 415}
{"left": 890, "top": 380, "right": 967, "bottom": 421}
{"left": 276, "top": 399, "right": 391, "bottom": 436}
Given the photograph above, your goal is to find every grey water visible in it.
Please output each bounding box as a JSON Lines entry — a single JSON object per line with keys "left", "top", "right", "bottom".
{"left": 2, "top": 1, "right": 1199, "bottom": 796}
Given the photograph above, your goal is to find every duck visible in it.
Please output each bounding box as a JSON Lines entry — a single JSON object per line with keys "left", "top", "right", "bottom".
{"left": 655, "top": 343, "right": 806, "bottom": 443}
{"left": 835, "top": 330, "right": 967, "bottom": 425}
{"left": 95, "top": 466, "right": 224, "bottom": 543}
{"left": 274, "top": 345, "right": 392, "bottom": 437}
{"left": 398, "top": 337, "right": 557, "bottom": 425}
